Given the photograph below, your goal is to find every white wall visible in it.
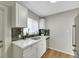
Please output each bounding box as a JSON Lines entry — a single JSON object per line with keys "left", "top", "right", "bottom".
{"left": 28, "top": 10, "right": 40, "bottom": 21}
{"left": 45, "top": 9, "right": 79, "bottom": 55}
{"left": 28, "top": 10, "right": 40, "bottom": 29}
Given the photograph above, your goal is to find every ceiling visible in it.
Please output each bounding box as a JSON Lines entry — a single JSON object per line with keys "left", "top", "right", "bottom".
{"left": 19, "top": 1, "right": 79, "bottom": 17}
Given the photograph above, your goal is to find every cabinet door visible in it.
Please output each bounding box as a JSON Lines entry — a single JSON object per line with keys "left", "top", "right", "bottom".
{"left": 38, "top": 38, "right": 46, "bottom": 57}
{"left": 31, "top": 45, "right": 37, "bottom": 58}
{"left": 37, "top": 40, "right": 43, "bottom": 57}
{"left": 23, "top": 45, "right": 37, "bottom": 58}
{"left": 13, "top": 45, "right": 23, "bottom": 58}
{"left": 12, "top": 3, "right": 28, "bottom": 27}
{"left": 42, "top": 38, "right": 46, "bottom": 55}
{"left": 18, "top": 3, "right": 28, "bottom": 27}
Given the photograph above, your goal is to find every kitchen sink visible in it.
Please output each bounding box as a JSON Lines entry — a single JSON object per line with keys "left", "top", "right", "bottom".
{"left": 31, "top": 37, "right": 41, "bottom": 40}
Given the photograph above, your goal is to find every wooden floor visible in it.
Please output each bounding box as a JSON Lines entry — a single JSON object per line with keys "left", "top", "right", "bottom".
{"left": 41, "top": 48, "right": 73, "bottom": 58}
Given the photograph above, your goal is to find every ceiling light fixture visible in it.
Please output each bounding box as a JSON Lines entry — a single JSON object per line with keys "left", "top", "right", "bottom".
{"left": 49, "top": 0, "right": 57, "bottom": 3}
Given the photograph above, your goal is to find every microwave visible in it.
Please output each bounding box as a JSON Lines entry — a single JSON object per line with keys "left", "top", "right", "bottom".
{"left": 45, "top": 29, "right": 50, "bottom": 36}
{"left": 39, "top": 29, "right": 50, "bottom": 36}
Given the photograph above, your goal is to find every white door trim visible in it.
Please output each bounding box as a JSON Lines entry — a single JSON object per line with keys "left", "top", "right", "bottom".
{"left": 0, "top": 4, "right": 9, "bottom": 58}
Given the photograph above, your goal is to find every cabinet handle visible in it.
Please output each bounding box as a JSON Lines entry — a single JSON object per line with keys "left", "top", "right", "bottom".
{"left": 0, "top": 45, "right": 3, "bottom": 48}
{"left": 0, "top": 41, "right": 3, "bottom": 48}
{"left": 0, "top": 41, "right": 3, "bottom": 43}
{"left": 73, "top": 44, "right": 76, "bottom": 47}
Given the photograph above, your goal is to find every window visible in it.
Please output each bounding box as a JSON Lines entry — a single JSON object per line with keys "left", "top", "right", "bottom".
{"left": 27, "top": 18, "right": 38, "bottom": 35}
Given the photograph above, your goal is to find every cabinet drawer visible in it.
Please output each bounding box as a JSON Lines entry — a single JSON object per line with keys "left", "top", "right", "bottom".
{"left": 23, "top": 47, "right": 36, "bottom": 58}
{"left": 23, "top": 53, "right": 36, "bottom": 58}
{"left": 23, "top": 51, "right": 33, "bottom": 58}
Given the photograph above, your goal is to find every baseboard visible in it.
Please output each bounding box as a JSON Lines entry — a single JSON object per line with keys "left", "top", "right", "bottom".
{"left": 48, "top": 47, "right": 74, "bottom": 56}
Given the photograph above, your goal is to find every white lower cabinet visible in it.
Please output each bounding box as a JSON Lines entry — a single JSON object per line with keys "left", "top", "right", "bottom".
{"left": 37, "top": 40, "right": 43, "bottom": 57}
{"left": 23, "top": 45, "right": 37, "bottom": 58}
{"left": 13, "top": 37, "right": 46, "bottom": 58}
{"left": 37, "top": 37, "right": 46, "bottom": 57}
{"left": 13, "top": 44, "right": 37, "bottom": 58}
{"left": 13, "top": 45, "right": 23, "bottom": 58}
{"left": 42, "top": 37, "right": 46, "bottom": 55}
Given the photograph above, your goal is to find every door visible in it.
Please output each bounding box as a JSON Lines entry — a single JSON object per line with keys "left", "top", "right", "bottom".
{"left": 0, "top": 4, "right": 9, "bottom": 58}
{"left": 75, "top": 15, "right": 79, "bottom": 55}
{"left": 0, "top": 11, "right": 4, "bottom": 58}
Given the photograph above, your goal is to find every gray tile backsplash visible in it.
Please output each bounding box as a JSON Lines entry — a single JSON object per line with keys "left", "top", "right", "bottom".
{"left": 12, "top": 28, "right": 23, "bottom": 41}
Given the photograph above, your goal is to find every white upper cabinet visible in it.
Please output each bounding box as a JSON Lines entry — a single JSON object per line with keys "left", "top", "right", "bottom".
{"left": 12, "top": 2, "right": 28, "bottom": 27}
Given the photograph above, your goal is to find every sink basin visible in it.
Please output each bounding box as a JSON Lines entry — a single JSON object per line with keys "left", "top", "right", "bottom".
{"left": 31, "top": 37, "right": 41, "bottom": 40}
